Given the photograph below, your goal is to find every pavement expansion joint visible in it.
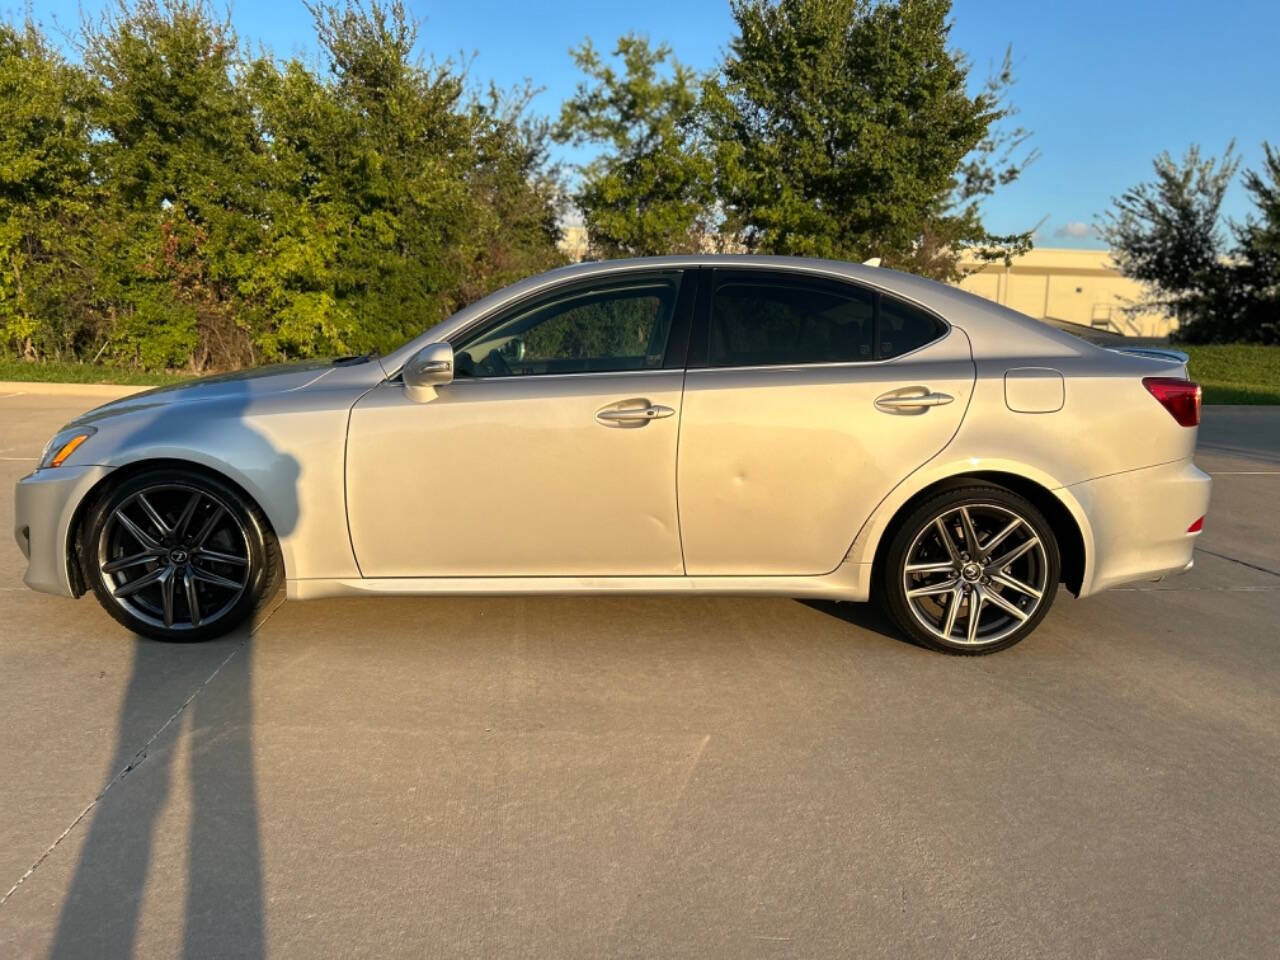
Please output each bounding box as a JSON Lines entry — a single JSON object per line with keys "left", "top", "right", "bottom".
{"left": 1193, "top": 547, "right": 1280, "bottom": 579}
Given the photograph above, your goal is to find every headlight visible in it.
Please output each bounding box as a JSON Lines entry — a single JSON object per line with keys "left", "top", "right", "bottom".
{"left": 39, "top": 427, "right": 97, "bottom": 468}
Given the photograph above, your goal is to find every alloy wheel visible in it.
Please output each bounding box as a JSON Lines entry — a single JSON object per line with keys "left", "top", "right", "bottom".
{"left": 901, "top": 502, "right": 1049, "bottom": 647}
{"left": 96, "top": 483, "right": 251, "bottom": 631}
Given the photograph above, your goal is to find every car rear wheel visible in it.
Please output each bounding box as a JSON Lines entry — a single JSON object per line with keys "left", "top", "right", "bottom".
{"left": 881, "top": 484, "right": 1060, "bottom": 654}
{"left": 82, "top": 468, "right": 278, "bottom": 642}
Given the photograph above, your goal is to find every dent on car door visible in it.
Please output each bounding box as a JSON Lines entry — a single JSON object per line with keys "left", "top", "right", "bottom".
{"left": 677, "top": 270, "right": 975, "bottom": 576}
{"left": 345, "top": 271, "right": 694, "bottom": 578}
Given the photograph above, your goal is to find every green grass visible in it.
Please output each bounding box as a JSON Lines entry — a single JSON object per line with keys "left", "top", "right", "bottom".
{"left": 1181, "top": 344, "right": 1280, "bottom": 405}
{"left": 0, "top": 360, "right": 192, "bottom": 387}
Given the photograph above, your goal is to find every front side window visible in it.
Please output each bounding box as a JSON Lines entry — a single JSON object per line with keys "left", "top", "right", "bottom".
{"left": 709, "top": 278, "right": 876, "bottom": 367}
{"left": 455, "top": 277, "right": 680, "bottom": 378}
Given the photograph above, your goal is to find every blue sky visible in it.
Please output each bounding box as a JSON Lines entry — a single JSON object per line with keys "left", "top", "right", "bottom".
{"left": 18, "top": 0, "right": 1279, "bottom": 249}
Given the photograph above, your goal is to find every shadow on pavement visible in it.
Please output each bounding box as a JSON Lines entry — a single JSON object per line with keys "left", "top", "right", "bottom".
{"left": 47, "top": 631, "right": 264, "bottom": 959}
{"left": 47, "top": 376, "right": 295, "bottom": 958}
{"left": 798, "top": 597, "right": 908, "bottom": 645}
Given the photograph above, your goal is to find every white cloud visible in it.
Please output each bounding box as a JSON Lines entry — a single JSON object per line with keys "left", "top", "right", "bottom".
{"left": 1054, "top": 221, "right": 1095, "bottom": 239}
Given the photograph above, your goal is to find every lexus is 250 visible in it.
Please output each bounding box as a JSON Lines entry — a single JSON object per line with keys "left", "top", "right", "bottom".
{"left": 15, "top": 256, "right": 1210, "bottom": 654}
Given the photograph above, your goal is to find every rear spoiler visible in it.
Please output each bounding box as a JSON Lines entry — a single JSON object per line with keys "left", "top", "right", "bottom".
{"left": 1106, "top": 346, "right": 1189, "bottom": 364}
{"left": 1107, "top": 345, "right": 1191, "bottom": 378}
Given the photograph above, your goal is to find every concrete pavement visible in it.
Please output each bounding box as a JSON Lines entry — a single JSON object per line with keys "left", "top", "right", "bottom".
{"left": 1, "top": 393, "right": 1277, "bottom": 958}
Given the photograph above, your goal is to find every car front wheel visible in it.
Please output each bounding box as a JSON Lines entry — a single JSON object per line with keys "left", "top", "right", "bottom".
{"left": 881, "top": 484, "right": 1060, "bottom": 654}
{"left": 82, "top": 468, "right": 278, "bottom": 642}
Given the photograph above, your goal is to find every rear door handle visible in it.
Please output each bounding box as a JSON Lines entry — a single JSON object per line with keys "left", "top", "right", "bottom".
{"left": 875, "top": 390, "right": 954, "bottom": 412}
{"left": 595, "top": 403, "right": 675, "bottom": 426}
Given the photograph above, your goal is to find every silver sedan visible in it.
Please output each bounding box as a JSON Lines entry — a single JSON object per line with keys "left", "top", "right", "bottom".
{"left": 14, "top": 256, "right": 1211, "bottom": 653}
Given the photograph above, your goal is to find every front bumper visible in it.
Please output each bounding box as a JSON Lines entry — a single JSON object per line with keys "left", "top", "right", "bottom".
{"left": 1069, "top": 458, "right": 1211, "bottom": 597}
{"left": 13, "top": 465, "right": 114, "bottom": 597}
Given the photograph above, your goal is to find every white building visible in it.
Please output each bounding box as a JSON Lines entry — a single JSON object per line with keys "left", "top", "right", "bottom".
{"left": 956, "top": 247, "right": 1173, "bottom": 338}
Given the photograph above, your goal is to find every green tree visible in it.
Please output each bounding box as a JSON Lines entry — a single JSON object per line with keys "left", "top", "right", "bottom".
{"left": 252, "top": 0, "right": 563, "bottom": 355}
{"left": 455, "top": 84, "right": 566, "bottom": 300}
{"left": 81, "top": 0, "right": 269, "bottom": 369}
{"left": 906, "top": 47, "right": 1039, "bottom": 278}
{"left": 555, "top": 35, "right": 714, "bottom": 258}
{"left": 703, "top": 0, "right": 1034, "bottom": 278}
{"left": 0, "top": 22, "right": 99, "bottom": 360}
{"left": 302, "top": 0, "right": 473, "bottom": 352}
{"left": 238, "top": 54, "right": 357, "bottom": 361}
{"left": 1232, "top": 143, "right": 1280, "bottom": 343}
{"left": 1098, "top": 144, "right": 1242, "bottom": 343}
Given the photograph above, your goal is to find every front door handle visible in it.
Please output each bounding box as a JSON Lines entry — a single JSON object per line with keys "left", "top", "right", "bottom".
{"left": 875, "top": 390, "right": 955, "bottom": 412}
{"left": 595, "top": 403, "right": 675, "bottom": 426}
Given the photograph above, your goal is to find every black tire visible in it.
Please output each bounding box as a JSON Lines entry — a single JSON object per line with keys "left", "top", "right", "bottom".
{"left": 880, "top": 483, "right": 1060, "bottom": 655}
{"left": 81, "top": 467, "right": 280, "bottom": 642}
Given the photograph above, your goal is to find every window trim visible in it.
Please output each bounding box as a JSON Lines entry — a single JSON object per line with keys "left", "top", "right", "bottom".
{"left": 690, "top": 267, "right": 950, "bottom": 370}
{"left": 444, "top": 269, "right": 694, "bottom": 381}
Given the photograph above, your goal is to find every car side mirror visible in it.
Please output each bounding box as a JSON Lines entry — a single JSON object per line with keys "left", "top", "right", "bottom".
{"left": 403, "top": 342, "right": 454, "bottom": 402}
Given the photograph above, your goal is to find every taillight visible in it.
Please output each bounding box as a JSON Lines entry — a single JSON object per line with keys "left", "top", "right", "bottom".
{"left": 1143, "top": 377, "right": 1201, "bottom": 427}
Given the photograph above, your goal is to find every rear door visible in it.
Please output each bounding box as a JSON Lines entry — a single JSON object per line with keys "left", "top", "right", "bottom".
{"left": 676, "top": 268, "right": 975, "bottom": 575}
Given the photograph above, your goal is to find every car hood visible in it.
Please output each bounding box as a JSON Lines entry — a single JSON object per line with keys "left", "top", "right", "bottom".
{"left": 69, "top": 360, "right": 347, "bottom": 427}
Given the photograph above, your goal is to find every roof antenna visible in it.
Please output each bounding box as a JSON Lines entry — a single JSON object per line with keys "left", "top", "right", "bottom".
{"left": 862, "top": 257, "right": 882, "bottom": 267}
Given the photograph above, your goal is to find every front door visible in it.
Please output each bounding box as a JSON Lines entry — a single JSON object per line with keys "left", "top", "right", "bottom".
{"left": 346, "top": 271, "right": 691, "bottom": 577}
{"left": 677, "top": 268, "right": 975, "bottom": 575}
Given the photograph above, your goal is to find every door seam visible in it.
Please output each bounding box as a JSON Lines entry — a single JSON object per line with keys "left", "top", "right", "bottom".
{"left": 344, "top": 381, "right": 384, "bottom": 578}
{"left": 673, "top": 367, "right": 689, "bottom": 575}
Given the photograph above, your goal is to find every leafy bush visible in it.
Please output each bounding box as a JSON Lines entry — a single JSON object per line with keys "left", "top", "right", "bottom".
{"left": 0, "top": 1, "right": 564, "bottom": 371}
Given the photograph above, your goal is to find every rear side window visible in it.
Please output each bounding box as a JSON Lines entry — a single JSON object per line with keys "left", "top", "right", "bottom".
{"left": 707, "top": 271, "right": 945, "bottom": 367}
{"left": 879, "top": 295, "right": 945, "bottom": 359}
{"left": 710, "top": 279, "right": 875, "bottom": 367}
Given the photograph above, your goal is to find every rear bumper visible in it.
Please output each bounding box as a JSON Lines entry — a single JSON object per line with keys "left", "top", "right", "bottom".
{"left": 13, "top": 465, "right": 114, "bottom": 597}
{"left": 1070, "top": 458, "right": 1211, "bottom": 597}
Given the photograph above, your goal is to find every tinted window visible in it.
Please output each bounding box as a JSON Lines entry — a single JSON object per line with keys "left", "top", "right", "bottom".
{"left": 709, "top": 278, "right": 875, "bottom": 367}
{"left": 879, "top": 296, "right": 944, "bottom": 359}
{"left": 456, "top": 277, "right": 679, "bottom": 377}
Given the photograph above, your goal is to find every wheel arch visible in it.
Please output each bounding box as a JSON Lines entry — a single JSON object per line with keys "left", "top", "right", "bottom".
{"left": 66, "top": 457, "right": 284, "bottom": 597}
{"left": 862, "top": 469, "right": 1089, "bottom": 598}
